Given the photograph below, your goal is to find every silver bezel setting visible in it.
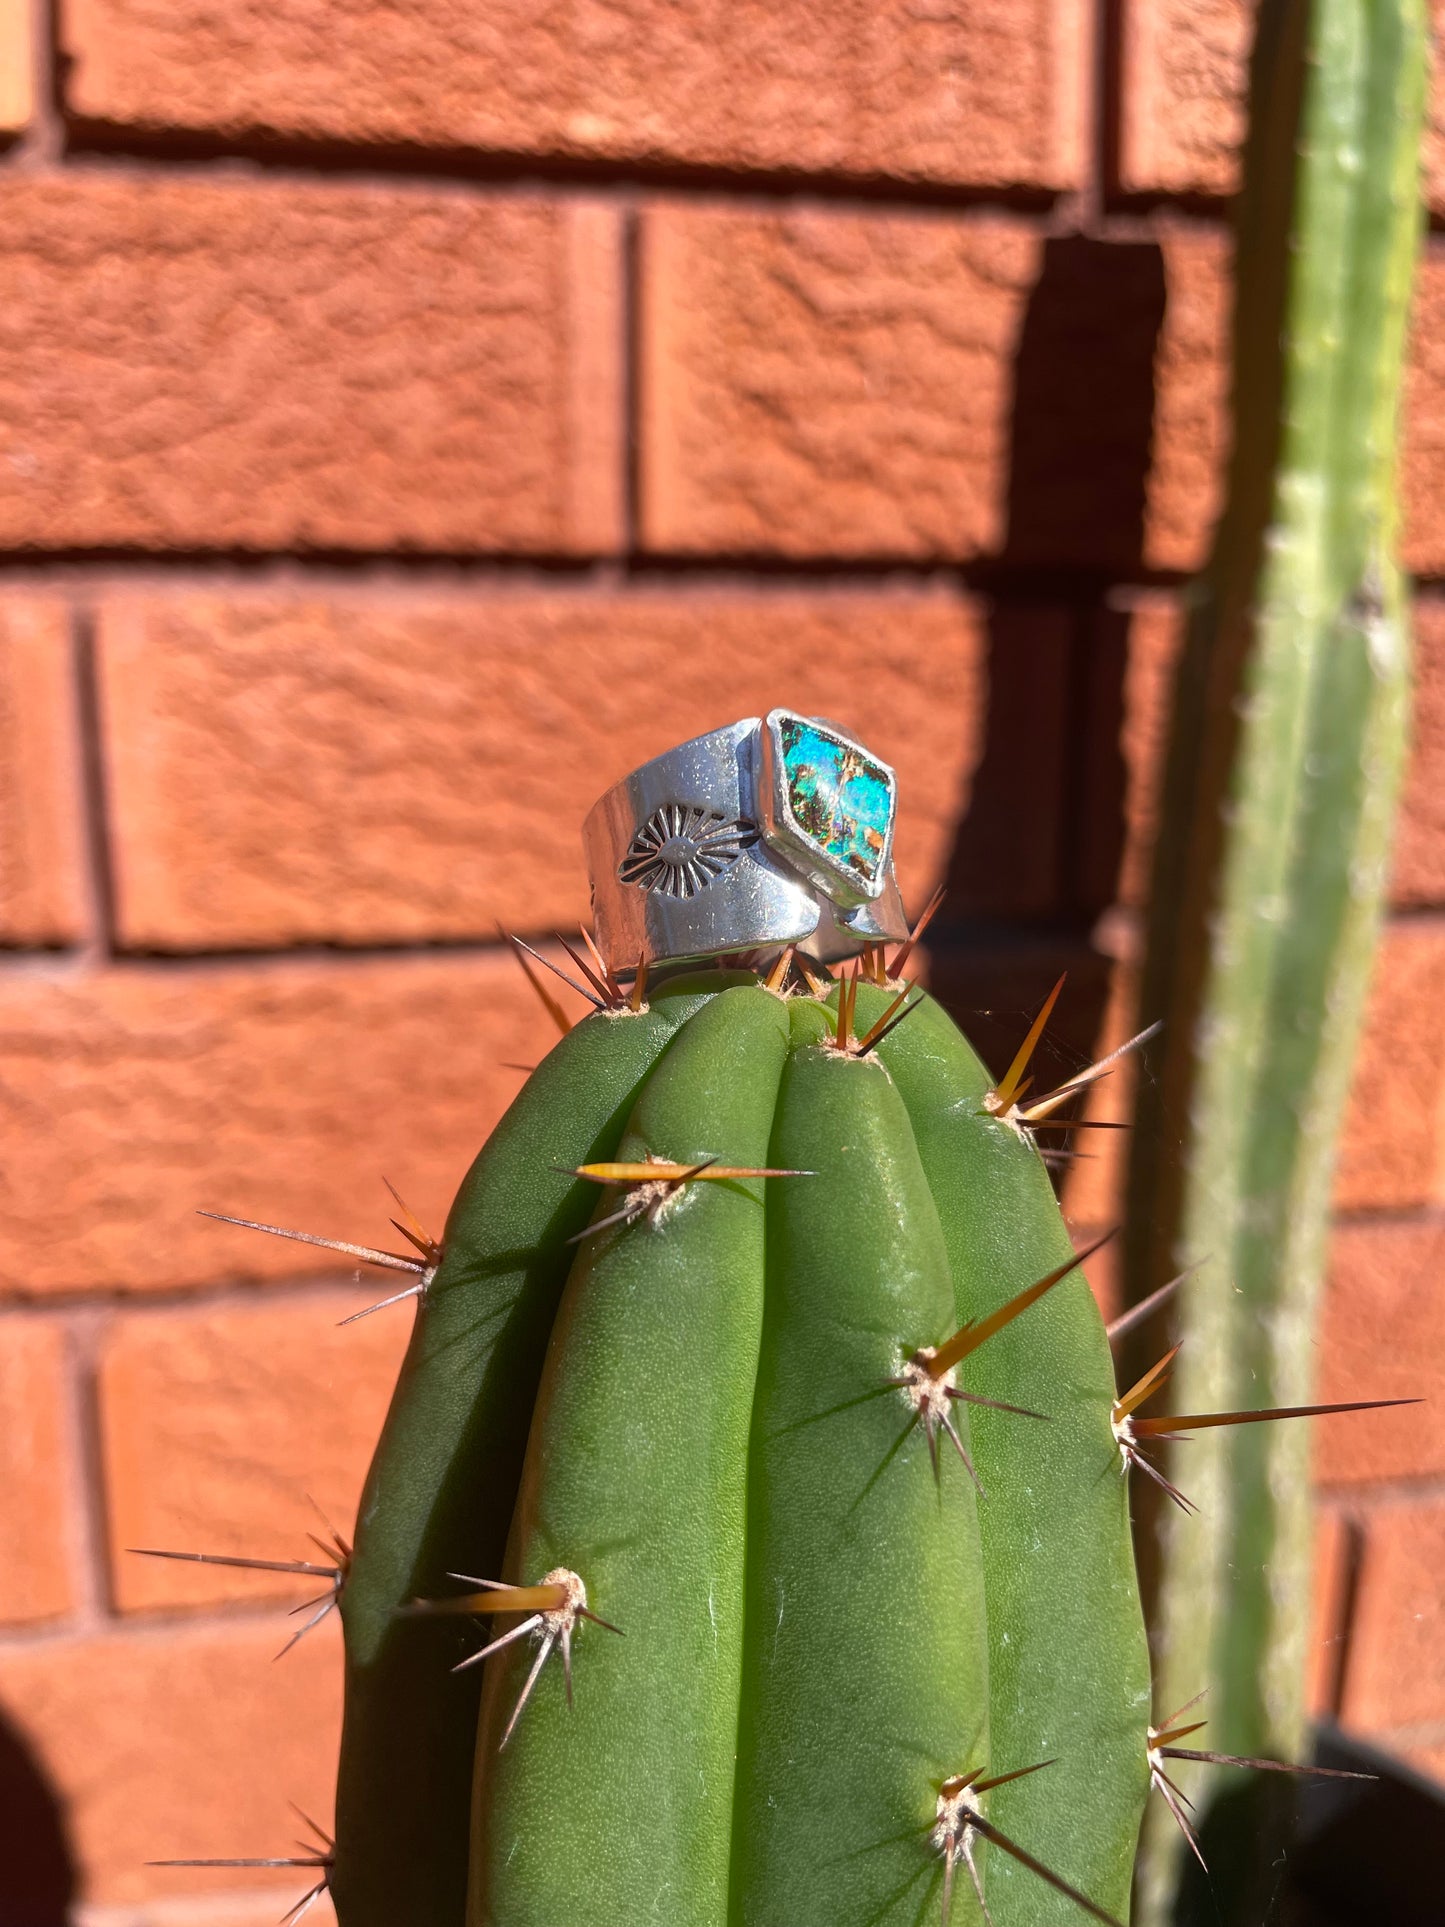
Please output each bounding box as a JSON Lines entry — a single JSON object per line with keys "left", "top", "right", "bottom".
{"left": 757, "top": 708, "right": 898, "bottom": 910}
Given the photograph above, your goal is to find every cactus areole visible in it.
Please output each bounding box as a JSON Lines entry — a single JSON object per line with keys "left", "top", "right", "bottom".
{"left": 316, "top": 704, "right": 1160, "bottom": 1927}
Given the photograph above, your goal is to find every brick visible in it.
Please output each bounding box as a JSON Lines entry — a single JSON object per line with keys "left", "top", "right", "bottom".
{"left": 77, "top": 1898, "right": 336, "bottom": 1926}
{"left": 0, "top": 1618, "right": 338, "bottom": 1905}
{"left": 639, "top": 206, "right": 1228, "bottom": 570}
{"left": 1305, "top": 1506, "right": 1352, "bottom": 1721}
{"left": 0, "top": 0, "right": 32, "bottom": 134}
{"left": 101, "top": 1290, "right": 406, "bottom": 1612}
{"left": 0, "top": 178, "right": 621, "bottom": 554}
{"left": 0, "top": 598, "right": 88, "bottom": 946}
{"left": 1340, "top": 1496, "right": 1445, "bottom": 1734}
{"left": 1060, "top": 957, "right": 1143, "bottom": 1234}
{"left": 1403, "top": 256, "right": 1445, "bottom": 576}
{"left": 1144, "top": 233, "right": 1231, "bottom": 573}
{"left": 1115, "top": 0, "right": 1251, "bottom": 199}
{"left": 1315, "top": 1219, "right": 1445, "bottom": 1487}
{"left": 60, "top": 0, "right": 1085, "bottom": 190}
{"left": 0, "top": 949, "right": 559, "bottom": 1295}
{"left": 640, "top": 206, "right": 1038, "bottom": 560}
{"left": 96, "top": 588, "right": 989, "bottom": 949}
{"left": 0, "top": 1321, "right": 75, "bottom": 1624}
{"left": 1335, "top": 922, "right": 1445, "bottom": 1212}
{"left": 1117, "top": 0, "right": 1445, "bottom": 211}
{"left": 1394, "top": 600, "right": 1445, "bottom": 905}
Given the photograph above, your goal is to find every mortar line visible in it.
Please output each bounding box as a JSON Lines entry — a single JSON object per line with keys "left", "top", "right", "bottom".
{"left": 620, "top": 199, "right": 643, "bottom": 557}
{"left": 0, "top": 133, "right": 1242, "bottom": 240}
{"left": 0, "top": 1265, "right": 432, "bottom": 1319}
{"left": 0, "top": 1590, "right": 342, "bottom": 1652}
{"left": 1095, "top": 0, "right": 1123, "bottom": 220}
{"left": 61, "top": 1304, "right": 120, "bottom": 1625}
{"left": 1316, "top": 1471, "right": 1445, "bottom": 1509}
{"left": 6, "top": 0, "right": 63, "bottom": 166}
{"left": 3, "top": 901, "right": 1443, "bottom": 977}
{"left": 71, "top": 600, "right": 118, "bottom": 960}
{"left": 0, "top": 550, "right": 1196, "bottom": 597}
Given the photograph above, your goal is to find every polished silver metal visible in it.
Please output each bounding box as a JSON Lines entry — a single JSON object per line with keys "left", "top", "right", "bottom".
{"left": 583, "top": 716, "right": 908, "bottom": 972}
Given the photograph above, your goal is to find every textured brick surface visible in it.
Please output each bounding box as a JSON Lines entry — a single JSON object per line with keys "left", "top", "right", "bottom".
{"left": 640, "top": 207, "right": 1228, "bottom": 569}
{"left": 1144, "top": 233, "right": 1231, "bottom": 573}
{"left": 640, "top": 206, "right": 1040, "bottom": 560}
{"left": 0, "top": 1619, "right": 338, "bottom": 1904}
{"left": 1402, "top": 257, "right": 1445, "bottom": 576}
{"left": 1083, "top": 597, "right": 1183, "bottom": 910}
{"left": 0, "top": 178, "right": 621, "bottom": 554}
{"left": 77, "top": 1895, "right": 337, "bottom": 1926}
{"left": 102, "top": 1290, "right": 407, "bottom": 1612}
{"left": 1336, "top": 922, "right": 1445, "bottom": 1212}
{"left": 1342, "top": 1497, "right": 1445, "bottom": 1733}
{"left": 1395, "top": 600, "right": 1445, "bottom": 903}
{"left": 96, "top": 589, "right": 987, "bottom": 949}
{"left": 1305, "top": 1507, "right": 1352, "bottom": 1720}
{"left": 60, "top": 0, "right": 1086, "bottom": 190}
{"left": 1115, "top": 0, "right": 1252, "bottom": 198}
{"left": 1315, "top": 1219, "right": 1445, "bottom": 1487}
{"left": 0, "top": 950, "right": 556, "bottom": 1295}
{"left": 0, "top": 598, "right": 88, "bottom": 946}
{"left": 1117, "top": 0, "right": 1445, "bottom": 208}
{"left": 1060, "top": 958, "right": 1144, "bottom": 1234}
{"left": 0, "top": 0, "right": 32, "bottom": 134}
{"left": 0, "top": 1322, "right": 74, "bottom": 1624}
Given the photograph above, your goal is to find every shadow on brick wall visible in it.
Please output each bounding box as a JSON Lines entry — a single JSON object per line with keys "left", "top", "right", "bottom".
{"left": 0, "top": 1709, "right": 74, "bottom": 1927}
{"left": 935, "top": 236, "right": 1168, "bottom": 1074}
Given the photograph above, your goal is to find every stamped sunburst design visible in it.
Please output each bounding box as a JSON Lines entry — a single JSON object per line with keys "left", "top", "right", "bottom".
{"left": 619, "top": 804, "right": 759, "bottom": 897}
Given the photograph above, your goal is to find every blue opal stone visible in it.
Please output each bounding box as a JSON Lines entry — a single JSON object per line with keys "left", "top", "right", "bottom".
{"left": 778, "top": 717, "right": 895, "bottom": 886}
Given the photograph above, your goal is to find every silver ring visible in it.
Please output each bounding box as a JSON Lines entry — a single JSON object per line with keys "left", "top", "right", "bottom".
{"left": 583, "top": 710, "right": 909, "bottom": 972}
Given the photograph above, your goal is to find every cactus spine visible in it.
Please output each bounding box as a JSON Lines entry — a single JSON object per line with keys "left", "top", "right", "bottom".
{"left": 1122, "top": 0, "right": 1426, "bottom": 1917}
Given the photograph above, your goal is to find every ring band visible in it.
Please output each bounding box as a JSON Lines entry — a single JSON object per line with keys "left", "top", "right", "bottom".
{"left": 583, "top": 710, "right": 909, "bottom": 972}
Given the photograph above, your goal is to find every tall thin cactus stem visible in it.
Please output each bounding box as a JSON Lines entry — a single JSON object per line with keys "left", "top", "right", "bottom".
{"left": 1122, "top": 1, "right": 1427, "bottom": 1918}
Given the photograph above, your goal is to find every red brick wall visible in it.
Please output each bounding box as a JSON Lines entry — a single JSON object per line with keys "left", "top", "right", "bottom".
{"left": 1, "top": 3, "right": 1442, "bottom": 1919}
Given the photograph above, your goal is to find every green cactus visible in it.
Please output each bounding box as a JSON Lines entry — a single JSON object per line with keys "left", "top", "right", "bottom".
{"left": 1119, "top": 0, "right": 1426, "bottom": 1919}
{"left": 330, "top": 961, "right": 1154, "bottom": 1927}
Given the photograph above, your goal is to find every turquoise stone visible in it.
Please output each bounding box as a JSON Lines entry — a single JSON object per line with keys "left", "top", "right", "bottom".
{"left": 778, "top": 717, "right": 895, "bottom": 886}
